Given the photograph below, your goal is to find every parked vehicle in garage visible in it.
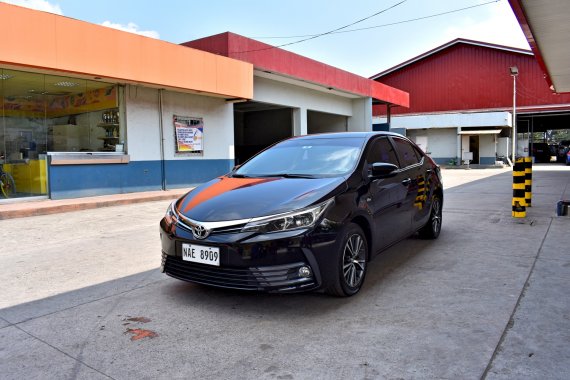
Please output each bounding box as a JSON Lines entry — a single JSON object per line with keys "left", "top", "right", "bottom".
{"left": 558, "top": 140, "right": 570, "bottom": 163}
{"left": 531, "top": 142, "right": 553, "bottom": 163}
{"left": 160, "top": 132, "right": 443, "bottom": 296}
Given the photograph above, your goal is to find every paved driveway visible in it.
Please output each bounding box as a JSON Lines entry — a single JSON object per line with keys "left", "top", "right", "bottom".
{"left": 1, "top": 166, "right": 569, "bottom": 379}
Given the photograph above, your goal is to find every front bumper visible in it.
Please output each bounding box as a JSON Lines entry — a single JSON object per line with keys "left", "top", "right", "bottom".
{"left": 160, "top": 218, "right": 339, "bottom": 293}
{"left": 162, "top": 254, "right": 317, "bottom": 292}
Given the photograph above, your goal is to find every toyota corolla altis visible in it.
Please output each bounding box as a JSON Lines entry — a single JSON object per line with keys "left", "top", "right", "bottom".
{"left": 160, "top": 132, "right": 443, "bottom": 296}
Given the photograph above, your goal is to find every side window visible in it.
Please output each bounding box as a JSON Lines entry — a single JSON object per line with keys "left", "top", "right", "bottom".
{"left": 366, "top": 137, "right": 400, "bottom": 167}
{"left": 392, "top": 137, "right": 421, "bottom": 168}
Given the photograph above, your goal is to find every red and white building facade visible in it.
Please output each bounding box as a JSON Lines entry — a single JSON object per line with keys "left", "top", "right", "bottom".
{"left": 371, "top": 39, "right": 570, "bottom": 165}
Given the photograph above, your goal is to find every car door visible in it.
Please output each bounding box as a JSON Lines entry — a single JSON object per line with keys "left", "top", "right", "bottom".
{"left": 390, "top": 137, "right": 425, "bottom": 234}
{"left": 364, "top": 137, "right": 410, "bottom": 251}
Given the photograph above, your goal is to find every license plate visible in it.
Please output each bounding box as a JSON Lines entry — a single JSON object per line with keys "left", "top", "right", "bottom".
{"left": 182, "top": 243, "right": 220, "bottom": 266}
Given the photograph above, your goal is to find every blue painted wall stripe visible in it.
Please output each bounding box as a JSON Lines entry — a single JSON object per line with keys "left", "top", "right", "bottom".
{"left": 48, "top": 159, "right": 234, "bottom": 199}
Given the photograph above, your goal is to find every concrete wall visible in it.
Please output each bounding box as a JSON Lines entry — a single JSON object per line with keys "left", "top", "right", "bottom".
{"left": 479, "top": 134, "right": 497, "bottom": 164}
{"left": 254, "top": 76, "right": 372, "bottom": 134}
{"left": 406, "top": 128, "right": 457, "bottom": 164}
{"left": 373, "top": 111, "right": 512, "bottom": 129}
{"left": 126, "top": 86, "right": 234, "bottom": 161}
{"left": 125, "top": 86, "right": 161, "bottom": 161}
{"left": 308, "top": 111, "right": 347, "bottom": 134}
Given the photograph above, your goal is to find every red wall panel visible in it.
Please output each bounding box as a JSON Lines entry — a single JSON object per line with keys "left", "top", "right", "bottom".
{"left": 373, "top": 43, "right": 570, "bottom": 116}
{"left": 184, "top": 32, "right": 409, "bottom": 107}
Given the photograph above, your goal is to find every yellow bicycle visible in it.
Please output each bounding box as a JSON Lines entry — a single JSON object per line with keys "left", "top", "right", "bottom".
{"left": 0, "top": 168, "right": 16, "bottom": 198}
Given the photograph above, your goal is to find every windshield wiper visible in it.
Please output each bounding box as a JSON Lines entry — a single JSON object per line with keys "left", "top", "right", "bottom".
{"left": 268, "top": 173, "right": 318, "bottom": 179}
{"left": 234, "top": 173, "right": 318, "bottom": 178}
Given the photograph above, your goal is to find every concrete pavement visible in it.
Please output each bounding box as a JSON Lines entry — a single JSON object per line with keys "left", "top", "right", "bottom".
{"left": 0, "top": 164, "right": 569, "bottom": 379}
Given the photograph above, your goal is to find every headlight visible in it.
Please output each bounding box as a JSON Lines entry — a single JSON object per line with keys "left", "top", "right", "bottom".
{"left": 164, "top": 201, "right": 179, "bottom": 225}
{"left": 242, "top": 199, "right": 333, "bottom": 234}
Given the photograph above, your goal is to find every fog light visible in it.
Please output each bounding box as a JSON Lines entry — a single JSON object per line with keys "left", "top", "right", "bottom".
{"left": 298, "top": 266, "right": 312, "bottom": 278}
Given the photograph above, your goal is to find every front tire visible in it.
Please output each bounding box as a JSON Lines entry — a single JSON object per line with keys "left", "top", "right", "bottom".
{"left": 419, "top": 194, "right": 442, "bottom": 239}
{"left": 326, "top": 223, "right": 368, "bottom": 297}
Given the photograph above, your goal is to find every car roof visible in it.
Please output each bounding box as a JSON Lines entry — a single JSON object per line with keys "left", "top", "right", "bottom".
{"left": 290, "top": 131, "right": 405, "bottom": 141}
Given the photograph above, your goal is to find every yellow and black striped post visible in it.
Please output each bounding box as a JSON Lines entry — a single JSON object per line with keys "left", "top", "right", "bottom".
{"left": 512, "top": 158, "right": 526, "bottom": 218}
{"left": 524, "top": 156, "right": 532, "bottom": 207}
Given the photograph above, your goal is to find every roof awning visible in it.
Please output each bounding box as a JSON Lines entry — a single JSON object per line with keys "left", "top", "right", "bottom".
{"left": 509, "top": 0, "right": 570, "bottom": 93}
{"left": 458, "top": 129, "right": 502, "bottom": 135}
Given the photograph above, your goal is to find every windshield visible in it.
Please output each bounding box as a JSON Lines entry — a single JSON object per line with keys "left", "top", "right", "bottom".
{"left": 235, "top": 137, "right": 365, "bottom": 177}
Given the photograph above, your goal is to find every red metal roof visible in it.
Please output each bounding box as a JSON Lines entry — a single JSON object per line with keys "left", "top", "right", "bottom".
{"left": 370, "top": 38, "right": 532, "bottom": 79}
{"left": 183, "top": 32, "right": 409, "bottom": 108}
{"left": 371, "top": 39, "right": 570, "bottom": 116}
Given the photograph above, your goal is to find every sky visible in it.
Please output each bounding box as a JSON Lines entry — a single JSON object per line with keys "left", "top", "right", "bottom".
{"left": 2, "top": 0, "right": 529, "bottom": 78}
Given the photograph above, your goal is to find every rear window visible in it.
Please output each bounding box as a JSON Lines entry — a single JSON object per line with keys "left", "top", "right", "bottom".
{"left": 366, "top": 137, "right": 400, "bottom": 167}
{"left": 392, "top": 137, "right": 421, "bottom": 168}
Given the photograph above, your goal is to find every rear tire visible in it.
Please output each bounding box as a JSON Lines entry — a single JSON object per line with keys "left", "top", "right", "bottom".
{"left": 419, "top": 194, "right": 442, "bottom": 239}
{"left": 325, "top": 223, "right": 368, "bottom": 297}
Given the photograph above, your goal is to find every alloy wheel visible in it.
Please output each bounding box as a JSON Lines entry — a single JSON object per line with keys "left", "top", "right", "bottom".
{"left": 431, "top": 198, "right": 442, "bottom": 234}
{"left": 342, "top": 233, "right": 366, "bottom": 288}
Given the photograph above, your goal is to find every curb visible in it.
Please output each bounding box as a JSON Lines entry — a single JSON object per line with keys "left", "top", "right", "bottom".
{"left": 0, "top": 189, "right": 190, "bottom": 220}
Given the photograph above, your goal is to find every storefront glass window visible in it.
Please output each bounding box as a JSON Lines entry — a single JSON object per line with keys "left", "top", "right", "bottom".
{"left": 1, "top": 68, "right": 123, "bottom": 200}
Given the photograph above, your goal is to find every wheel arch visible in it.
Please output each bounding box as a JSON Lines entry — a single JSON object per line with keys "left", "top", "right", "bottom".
{"left": 350, "top": 215, "right": 372, "bottom": 260}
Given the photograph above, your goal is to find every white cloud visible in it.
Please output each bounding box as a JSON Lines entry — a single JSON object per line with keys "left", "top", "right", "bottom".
{"left": 1, "top": 0, "right": 62, "bottom": 14}
{"left": 443, "top": 1, "right": 529, "bottom": 50}
{"left": 100, "top": 21, "right": 160, "bottom": 39}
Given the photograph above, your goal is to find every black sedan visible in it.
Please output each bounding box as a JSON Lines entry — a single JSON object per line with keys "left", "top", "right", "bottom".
{"left": 160, "top": 132, "right": 443, "bottom": 296}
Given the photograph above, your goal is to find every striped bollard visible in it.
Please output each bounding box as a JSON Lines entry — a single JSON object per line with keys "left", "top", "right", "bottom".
{"left": 524, "top": 156, "right": 532, "bottom": 207}
{"left": 512, "top": 158, "right": 526, "bottom": 218}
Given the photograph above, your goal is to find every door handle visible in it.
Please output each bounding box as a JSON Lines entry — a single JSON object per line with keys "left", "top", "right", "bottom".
{"left": 401, "top": 178, "right": 411, "bottom": 186}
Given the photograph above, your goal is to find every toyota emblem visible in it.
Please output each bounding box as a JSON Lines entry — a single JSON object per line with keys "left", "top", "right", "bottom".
{"left": 192, "top": 224, "right": 210, "bottom": 240}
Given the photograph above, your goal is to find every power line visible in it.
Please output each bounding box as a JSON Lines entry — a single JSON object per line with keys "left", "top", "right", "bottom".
{"left": 250, "top": 0, "right": 499, "bottom": 39}
{"left": 230, "top": 0, "right": 407, "bottom": 54}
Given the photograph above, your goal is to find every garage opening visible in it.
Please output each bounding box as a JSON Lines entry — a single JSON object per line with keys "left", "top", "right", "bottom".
{"left": 307, "top": 110, "right": 347, "bottom": 134}
{"left": 518, "top": 112, "right": 570, "bottom": 163}
{"left": 234, "top": 101, "right": 293, "bottom": 165}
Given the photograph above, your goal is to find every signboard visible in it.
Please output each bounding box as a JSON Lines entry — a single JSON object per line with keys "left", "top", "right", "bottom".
{"left": 174, "top": 115, "right": 203, "bottom": 154}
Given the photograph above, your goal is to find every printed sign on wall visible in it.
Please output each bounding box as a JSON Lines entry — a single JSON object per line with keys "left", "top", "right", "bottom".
{"left": 173, "top": 115, "right": 203, "bottom": 154}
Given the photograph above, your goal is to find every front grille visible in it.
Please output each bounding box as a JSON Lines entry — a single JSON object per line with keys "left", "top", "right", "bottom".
{"left": 175, "top": 214, "right": 247, "bottom": 236}
{"left": 163, "top": 253, "right": 316, "bottom": 292}
{"left": 176, "top": 219, "right": 247, "bottom": 235}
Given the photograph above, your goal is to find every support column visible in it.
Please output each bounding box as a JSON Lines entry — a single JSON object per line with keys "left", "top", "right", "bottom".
{"left": 348, "top": 97, "right": 372, "bottom": 132}
{"left": 456, "top": 127, "right": 462, "bottom": 166}
{"left": 293, "top": 107, "right": 307, "bottom": 136}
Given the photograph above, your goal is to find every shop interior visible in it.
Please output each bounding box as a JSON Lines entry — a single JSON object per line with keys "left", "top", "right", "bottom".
{"left": 0, "top": 69, "right": 123, "bottom": 200}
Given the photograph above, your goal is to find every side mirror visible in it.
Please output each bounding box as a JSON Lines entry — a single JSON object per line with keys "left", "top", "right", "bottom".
{"left": 370, "top": 163, "right": 399, "bottom": 178}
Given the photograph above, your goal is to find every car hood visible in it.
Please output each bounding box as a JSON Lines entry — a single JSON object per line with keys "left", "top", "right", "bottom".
{"left": 176, "top": 175, "right": 347, "bottom": 222}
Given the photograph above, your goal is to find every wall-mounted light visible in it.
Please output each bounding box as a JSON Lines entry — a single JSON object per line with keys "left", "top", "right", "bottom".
{"left": 509, "top": 66, "right": 519, "bottom": 76}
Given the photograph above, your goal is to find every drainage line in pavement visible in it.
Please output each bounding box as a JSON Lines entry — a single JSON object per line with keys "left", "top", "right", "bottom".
{"left": 480, "top": 217, "right": 553, "bottom": 379}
